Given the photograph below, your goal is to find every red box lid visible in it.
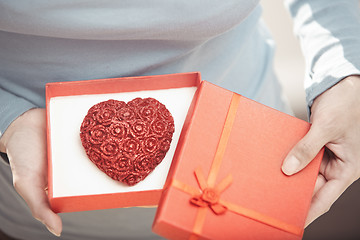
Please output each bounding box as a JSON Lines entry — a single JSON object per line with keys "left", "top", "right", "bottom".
{"left": 153, "top": 80, "right": 323, "bottom": 240}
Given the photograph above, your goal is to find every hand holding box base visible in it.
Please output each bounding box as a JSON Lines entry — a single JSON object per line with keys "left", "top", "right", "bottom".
{"left": 0, "top": 108, "right": 62, "bottom": 237}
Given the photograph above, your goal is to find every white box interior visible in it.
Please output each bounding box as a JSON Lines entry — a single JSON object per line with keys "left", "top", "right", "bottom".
{"left": 49, "top": 87, "right": 197, "bottom": 197}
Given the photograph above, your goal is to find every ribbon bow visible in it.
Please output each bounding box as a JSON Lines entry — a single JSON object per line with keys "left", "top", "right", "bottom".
{"left": 190, "top": 168, "right": 232, "bottom": 215}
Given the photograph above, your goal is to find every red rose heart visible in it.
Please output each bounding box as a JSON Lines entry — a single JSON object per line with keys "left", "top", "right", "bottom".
{"left": 80, "top": 98, "right": 175, "bottom": 186}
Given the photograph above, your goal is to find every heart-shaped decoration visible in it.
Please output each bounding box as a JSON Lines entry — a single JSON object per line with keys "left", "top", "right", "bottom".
{"left": 80, "top": 98, "right": 175, "bottom": 186}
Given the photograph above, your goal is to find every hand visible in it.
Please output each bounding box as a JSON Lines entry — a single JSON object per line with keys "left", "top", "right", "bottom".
{"left": 281, "top": 75, "right": 360, "bottom": 227}
{"left": 0, "top": 108, "right": 62, "bottom": 236}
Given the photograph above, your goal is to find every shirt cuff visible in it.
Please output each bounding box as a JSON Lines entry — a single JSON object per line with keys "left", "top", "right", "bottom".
{"left": 0, "top": 88, "right": 36, "bottom": 138}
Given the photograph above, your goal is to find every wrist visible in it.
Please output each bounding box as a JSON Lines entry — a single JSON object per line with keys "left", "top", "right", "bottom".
{"left": 0, "top": 117, "right": 18, "bottom": 153}
{"left": 0, "top": 108, "right": 41, "bottom": 153}
{"left": 310, "top": 75, "right": 360, "bottom": 125}
{"left": 311, "top": 75, "right": 360, "bottom": 109}
{"left": 0, "top": 127, "right": 11, "bottom": 153}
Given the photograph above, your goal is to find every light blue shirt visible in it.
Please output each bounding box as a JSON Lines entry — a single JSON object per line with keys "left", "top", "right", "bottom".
{"left": 0, "top": 1, "right": 360, "bottom": 239}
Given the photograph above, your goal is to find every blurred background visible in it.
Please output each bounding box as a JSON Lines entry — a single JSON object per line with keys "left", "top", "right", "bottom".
{"left": 261, "top": 1, "right": 360, "bottom": 239}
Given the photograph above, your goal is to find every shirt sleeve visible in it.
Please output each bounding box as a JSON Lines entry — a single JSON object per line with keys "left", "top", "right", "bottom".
{"left": 284, "top": 0, "right": 360, "bottom": 108}
{"left": 0, "top": 87, "right": 36, "bottom": 138}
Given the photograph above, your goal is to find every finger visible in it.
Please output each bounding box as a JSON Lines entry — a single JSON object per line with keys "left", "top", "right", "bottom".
{"left": 312, "top": 151, "right": 331, "bottom": 197}
{"left": 305, "top": 178, "right": 348, "bottom": 227}
{"left": 138, "top": 205, "right": 157, "bottom": 208}
{"left": 282, "top": 125, "right": 328, "bottom": 175}
{"left": 312, "top": 174, "right": 326, "bottom": 197}
{"left": 13, "top": 178, "right": 62, "bottom": 236}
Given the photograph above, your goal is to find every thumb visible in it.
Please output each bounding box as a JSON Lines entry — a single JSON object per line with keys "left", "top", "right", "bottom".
{"left": 282, "top": 124, "right": 327, "bottom": 175}
{"left": 13, "top": 177, "right": 63, "bottom": 236}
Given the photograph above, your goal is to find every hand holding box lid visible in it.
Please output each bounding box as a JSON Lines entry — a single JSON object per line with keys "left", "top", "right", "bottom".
{"left": 153, "top": 81, "right": 324, "bottom": 240}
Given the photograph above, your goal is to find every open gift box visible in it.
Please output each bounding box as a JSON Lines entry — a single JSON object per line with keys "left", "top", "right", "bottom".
{"left": 152, "top": 81, "right": 324, "bottom": 240}
{"left": 46, "top": 72, "right": 200, "bottom": 213}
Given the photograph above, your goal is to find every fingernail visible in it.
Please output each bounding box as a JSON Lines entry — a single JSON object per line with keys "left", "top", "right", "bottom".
{"left": 46, "top": 225, "right": 61, "bottom": 237}
{"left": 282, "top": 156, "right": 300, "bottom": 175}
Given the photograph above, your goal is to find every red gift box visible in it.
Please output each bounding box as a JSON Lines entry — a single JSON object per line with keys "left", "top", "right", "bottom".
{"left": 46, "top": 72, "right": 200, "bottom": 213}
{"left": 153, "top": 81, "right": 323, "bottom": 239}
